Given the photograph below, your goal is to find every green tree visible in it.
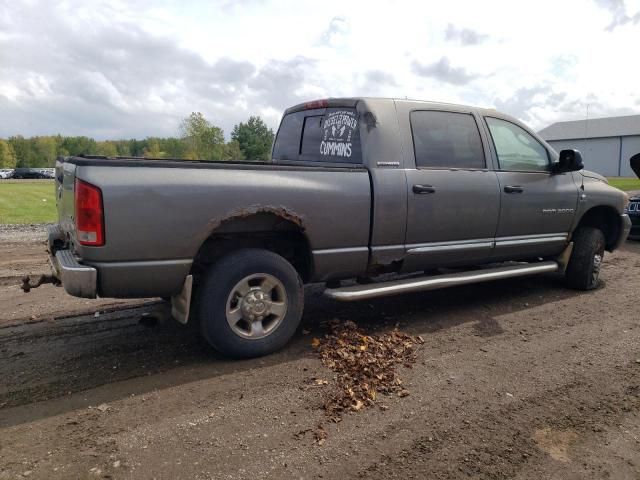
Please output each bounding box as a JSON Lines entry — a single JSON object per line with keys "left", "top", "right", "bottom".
{"left": 8, "top": 136, "right": 35, "bottom": 167}
{"left": 61, "top": 136, "right": 97, "bottom": 157}
{"left": 222, "top": 140, "right": 245, "bottom": 161}
{"left": 0, "top": 112, "right": 273, "bottom": 166}
{"left": 179, "top": 112, "right": 225, "bottom": 160}
{"left": 0, "top": 139, "right": 17, "bottom": 168}
{"left": 54, "top": 135, "right": 68, "bottom": 158}
{"left": 113, "top": 140, "right": 132, "bottom": 156}
{"left": 125, "top": 139, "right": 145, "bottom": 157}
{"left": 33, "top": 136, "right": 58, "bottom": 167}
{"left": 143, "top": 138, "right": 163, "bottom": 158}
{"left": 96, "top": 141, "right": 118, "bottom": 157}
{"left": 231, "top": 116, "right": 274, "bottom": 161}
{"left": 161, "top": 137, "right": 188, "bottom": 159}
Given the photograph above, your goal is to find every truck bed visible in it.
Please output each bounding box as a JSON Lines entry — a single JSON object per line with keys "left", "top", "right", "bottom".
{"left": 55, "top": 156, "right": 372, "bottom": 297}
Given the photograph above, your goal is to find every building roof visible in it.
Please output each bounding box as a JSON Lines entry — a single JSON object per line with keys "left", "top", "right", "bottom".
{"left": 539, "top": 114, "right": 640, "bottom": 141}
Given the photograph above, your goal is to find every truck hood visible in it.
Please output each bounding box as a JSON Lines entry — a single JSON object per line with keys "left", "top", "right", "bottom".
{"left": 579, "top": 170, "right": 608, "bottom": 183}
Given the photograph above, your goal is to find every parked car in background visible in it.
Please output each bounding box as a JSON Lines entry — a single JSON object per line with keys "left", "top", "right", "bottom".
{"left": 39, "top": 168, "right": 55, "bottom": 179}
{"left": 12, "top": 168, "right": 50, "bottom": 179}
{"left": 0, "top": 169, "right": 14, "bottom": 179}
{"left": 628, "top": 154, "right": 640, "bottom": 239}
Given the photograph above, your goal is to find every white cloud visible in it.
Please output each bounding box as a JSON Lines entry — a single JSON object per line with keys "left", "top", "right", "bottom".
{"left": 0, "top": 0, "right": 639, "bottom": 139}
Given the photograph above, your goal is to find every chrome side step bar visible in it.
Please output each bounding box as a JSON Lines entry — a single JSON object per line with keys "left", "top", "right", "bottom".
{"left": 324, "top": 261, "right": 559, "bottom": 302}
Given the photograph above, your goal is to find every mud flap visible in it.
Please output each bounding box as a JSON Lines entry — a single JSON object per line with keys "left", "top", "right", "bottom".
{"left": 555, "top": 242, "right": 574, "bottom": 274}
{"left": 171, "top": 275, "right": 193, "bottom": 324}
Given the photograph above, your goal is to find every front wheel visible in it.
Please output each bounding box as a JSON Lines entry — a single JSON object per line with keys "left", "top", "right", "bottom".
{"left": 565, "top": 227, "right": 606, "bottom": 290}
{"left": 197, "top": 248, "right": 304, "bottom": 358}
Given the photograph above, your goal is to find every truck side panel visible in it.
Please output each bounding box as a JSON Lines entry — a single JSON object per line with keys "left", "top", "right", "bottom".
{"left": 357, "top": 99, "right": 408, "bottom": 267}
{"left": 68, "top": 164, "right": 371, "bottom": 296}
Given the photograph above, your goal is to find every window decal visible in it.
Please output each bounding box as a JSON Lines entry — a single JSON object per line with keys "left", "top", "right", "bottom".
{"left": 320, "top": 110, "right": 358, "bottom": 158}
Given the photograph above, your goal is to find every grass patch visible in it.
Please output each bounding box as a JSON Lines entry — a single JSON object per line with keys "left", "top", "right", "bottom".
{"left": 0, "top": 180, "right": 57, "bottom": 224}
{"left": 607, "top": 177, "right": 640, "bottom": 191}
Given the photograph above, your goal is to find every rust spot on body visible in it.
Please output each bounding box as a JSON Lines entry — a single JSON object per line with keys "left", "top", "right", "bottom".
{"left": 363, "top": 111, "right": 377, "bottom": 132}
{"left": 207, "top": 204, "right": 305, "bottom": 232}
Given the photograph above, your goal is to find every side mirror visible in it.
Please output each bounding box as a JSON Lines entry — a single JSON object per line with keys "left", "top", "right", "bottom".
{"left": 553, "top": 149, "right": 584, "bottom": 173}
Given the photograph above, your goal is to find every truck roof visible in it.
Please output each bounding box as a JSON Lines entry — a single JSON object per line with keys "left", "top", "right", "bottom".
{"left": 284, "top": 97, "right": 499, "bottom": 116}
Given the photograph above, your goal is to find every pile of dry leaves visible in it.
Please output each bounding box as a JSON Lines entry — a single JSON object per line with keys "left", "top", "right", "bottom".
{"left": 313, "top": 320, "right": 423, "bottom": 421}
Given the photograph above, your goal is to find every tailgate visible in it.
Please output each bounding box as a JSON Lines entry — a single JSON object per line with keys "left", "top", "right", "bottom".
{"left": 54, "top": 157, "right": 77, "bottom": 243}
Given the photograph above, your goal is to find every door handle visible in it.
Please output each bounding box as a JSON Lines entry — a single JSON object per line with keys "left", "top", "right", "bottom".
{"left": 504, "top": 185, "right": 524, "bottom": 194}
{"left": 412, "top": 184, "right": 436, "bottom": 194}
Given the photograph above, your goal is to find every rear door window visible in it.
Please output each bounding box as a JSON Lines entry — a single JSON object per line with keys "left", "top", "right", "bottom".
{"left": 273, "top": 108, "right": 362, "bottom": 164}
{"left": 410, "top": 111, "right": 486, "bottom": 169}
{"left": 272, "top": 111, "right": 304, "bottom": 161}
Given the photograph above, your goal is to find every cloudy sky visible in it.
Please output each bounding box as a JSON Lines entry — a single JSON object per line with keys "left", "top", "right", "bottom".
{"left": 1, "top": 0, "right": 639, "bottom": 140}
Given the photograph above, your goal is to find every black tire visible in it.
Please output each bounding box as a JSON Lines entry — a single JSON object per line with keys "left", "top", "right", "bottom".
{"left": 565, "top": 227, "right": 606, "bottom": 290}
{"left": 197, "top": 248, "right": 304, "bottom": 358}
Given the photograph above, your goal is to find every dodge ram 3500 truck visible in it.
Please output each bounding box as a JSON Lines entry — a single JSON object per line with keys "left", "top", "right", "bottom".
{"left": 42, "top": 98, "right": 632, "bottom": 358}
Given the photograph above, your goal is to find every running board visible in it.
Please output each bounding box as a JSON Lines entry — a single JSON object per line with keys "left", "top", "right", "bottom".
{"left": 324, "top": 261, "right": 559, "bottom": 302}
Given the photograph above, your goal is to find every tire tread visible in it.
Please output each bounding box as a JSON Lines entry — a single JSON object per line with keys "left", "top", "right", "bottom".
{"left": 565, "top": 227, "right": 605, "bottom": 290}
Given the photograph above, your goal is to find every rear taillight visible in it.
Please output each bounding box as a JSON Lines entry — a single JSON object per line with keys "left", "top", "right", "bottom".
{"left": 75, "top": 179, "right": 104, "bottom": 246}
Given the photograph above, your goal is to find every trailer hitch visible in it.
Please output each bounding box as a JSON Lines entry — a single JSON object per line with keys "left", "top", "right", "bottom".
{"left": 21, "top": 275, "right": 61, "bottom": 293}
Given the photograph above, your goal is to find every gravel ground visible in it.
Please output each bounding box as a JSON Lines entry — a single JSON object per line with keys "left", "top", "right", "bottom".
{"left": 0, "top": 223, "right": 51, "bottom": 243}
{"left": 0, "top": 236, "right": 639, "bottom": 479}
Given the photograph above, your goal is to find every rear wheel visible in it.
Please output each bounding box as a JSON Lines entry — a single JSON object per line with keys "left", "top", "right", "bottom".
{"left": 197, "top": 248, "right": 304, "bottom": 358}
{"left": 565, "top": 227, "right": 606, "bottom": 290}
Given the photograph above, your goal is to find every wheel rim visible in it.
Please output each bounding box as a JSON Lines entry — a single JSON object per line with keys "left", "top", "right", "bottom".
{"left": 225, "top": 273, "right": 288, "bottom": 340}
{"left": 591, "top": 252, "right": 603, "bottom": 285}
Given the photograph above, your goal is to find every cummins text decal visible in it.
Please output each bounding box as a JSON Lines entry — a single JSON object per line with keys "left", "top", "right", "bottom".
{"left": 320, "top": 110, "right": 358, "bottom": 158}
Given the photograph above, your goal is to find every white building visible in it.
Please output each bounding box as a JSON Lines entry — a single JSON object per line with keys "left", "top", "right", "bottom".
{"left": 539, "top": 115, "right": 640, "bottom": 177}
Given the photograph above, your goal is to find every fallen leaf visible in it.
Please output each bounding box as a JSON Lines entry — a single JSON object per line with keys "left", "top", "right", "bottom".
{"left": 312, "top": 320, "right": 421, "bottom": 421}
{"left": 314, "top": 425, "right": 327, "bottom": 446}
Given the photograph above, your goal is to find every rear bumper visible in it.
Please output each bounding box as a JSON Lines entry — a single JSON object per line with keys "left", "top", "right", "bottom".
{"left": 48, "top": 224, "right": 97, "bottom": 298}
{"left": 50, "top": 249, "right": 97, "bottom": 298}
{"left": 47, "top": 225, "right": 191, "bottom": 298}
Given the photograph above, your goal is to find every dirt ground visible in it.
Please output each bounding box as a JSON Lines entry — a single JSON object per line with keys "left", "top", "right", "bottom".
{"left": 0, "top": 226, "right": 639, "bottom": 479}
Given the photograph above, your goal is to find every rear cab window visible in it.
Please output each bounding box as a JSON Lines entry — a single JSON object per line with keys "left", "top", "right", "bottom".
{"left": 410, "top": 110, "right": 486, "bottom": 169}
{"left": 272, "top": 108, "right": 362, "bottom": 164}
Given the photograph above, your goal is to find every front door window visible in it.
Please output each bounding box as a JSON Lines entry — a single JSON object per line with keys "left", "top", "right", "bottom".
{"left": 485, "top": 117, "right": 549, "bottom": 172}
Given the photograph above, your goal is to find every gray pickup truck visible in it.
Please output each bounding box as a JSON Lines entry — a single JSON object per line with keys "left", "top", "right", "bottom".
{"left": 43, "top": 98, "right": 632, "bottom": 358}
